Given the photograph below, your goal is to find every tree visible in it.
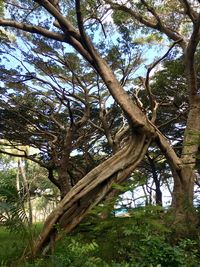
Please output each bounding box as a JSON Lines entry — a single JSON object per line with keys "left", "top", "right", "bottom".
{"left": 0, "top": 31, "right": 137, "bottom": 198}
{"left": 0, "top": 0, "right": 199, "bottom": 257}
{"left": 106, "top": 0, "right": 200, "bottom": 222}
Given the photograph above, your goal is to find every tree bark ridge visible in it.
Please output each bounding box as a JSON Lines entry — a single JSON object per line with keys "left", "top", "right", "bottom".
{"left": 30, "top": 134, "right": 151, "bottom": 256}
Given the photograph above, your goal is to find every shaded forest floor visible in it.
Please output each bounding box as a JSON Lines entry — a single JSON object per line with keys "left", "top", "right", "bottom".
{"left": 1, "top": 207, "right": 200, "bottom": 267}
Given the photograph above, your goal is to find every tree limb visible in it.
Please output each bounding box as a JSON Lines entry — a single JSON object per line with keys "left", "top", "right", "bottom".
{"left": 144, "top": 39, "right": 183, "bottom": 121}
{"left": 178, "top": 0, "right": 198, "bottom": 23}
{"left": 0, "top": 19, "right": 66, "bottom": 42}
{"left": 106, "top": 0, "right": 187, "bottom": 49}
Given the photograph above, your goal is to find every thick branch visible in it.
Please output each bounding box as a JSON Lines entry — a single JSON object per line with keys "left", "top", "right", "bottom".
{"left": 106, "top": 1, "right": 187, "bottom": 49}
{"left": 185, "top": 13, "right": 200, "bottom": 98}
{"left": 75, "top": 0, "right": 87, "bottom": 47}
{"left": 35, "top": 0, "right": 80, "bottom": 40}
{"left": 178, "top": 0, "right": 198, "bottom": 23}
{"left": 0, "top": 19, "right": 66, "bottom": 42}
{"left": 34, "top": 0, "right": 94, "bottom": 65}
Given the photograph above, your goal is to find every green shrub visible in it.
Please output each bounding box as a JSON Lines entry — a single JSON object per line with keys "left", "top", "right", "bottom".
{"left": 72, "top": 206, "right": 200, "bottom": 266}
{"left": 1, "top": 206, "right": 200, "bottom": 266}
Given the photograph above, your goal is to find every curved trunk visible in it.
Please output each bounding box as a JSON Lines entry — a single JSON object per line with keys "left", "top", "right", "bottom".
{"left": 29, "top": 134, "right": 151, "bottom": 257}
{"left": 57, "top": 126, "right": 74, "bottom": 199}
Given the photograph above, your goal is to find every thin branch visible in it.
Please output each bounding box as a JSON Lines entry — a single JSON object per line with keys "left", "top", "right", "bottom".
{"left": 87, "top": 15, "right": 107, "bottom": 38}
{"left": 23, "top": 4, "right": 41, "bottom": 22}
{"left": 144, "top": 39, "right": 182, "bottom": 121}
{"left": 4, "top": 1, "right": 32, "bottom": 10}
{"left": 0, "top": 149, "right": 26, "bottom": 158}
{"left": 0, "top": 148, "right": 47, "bottom": 168}
{"left": 146, "top": 39, "right": 183, "bottom": 81}
{"left": 88, "top": 120, "right": 104, "bottom": 132}
{"left": 158, "top": 109, "right": 187, "bottom": 129}
{"left": 114, "top": 125, "right": 129, "bottom": 144}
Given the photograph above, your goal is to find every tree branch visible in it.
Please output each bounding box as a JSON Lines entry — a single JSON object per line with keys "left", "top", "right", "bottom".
{"left": 141, "top": 0, "right": 162, "bottom": 25}
{"left": 47, "top": 167, "right": 61, "bottom": 190}
{"left": 34, "top": 0, "right": 94, "bottom": 65}
{"left": 144, "top": 39, "right": 182, "bottom": 121}
{"left": 106, "top": 0, "right": 187, "bottom": 49}
{"left": 178, "top": 0, "right": 198, "bottom": 23}
{"left": 185, "top": 13, "right": 200, "bottom": 98}
{"left": 0, "top": 19, "right": 66, "bottom": 42}
{"left": 0, "top": 148, "right": 47, "bottom": 168}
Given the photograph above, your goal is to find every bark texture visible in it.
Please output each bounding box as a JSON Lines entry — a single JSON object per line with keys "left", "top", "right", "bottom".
{"left": 172, "top": 96, "right": 200, "bottom": 224}
{"left": 30, "top": 134, "right": 151, "bottom": 256}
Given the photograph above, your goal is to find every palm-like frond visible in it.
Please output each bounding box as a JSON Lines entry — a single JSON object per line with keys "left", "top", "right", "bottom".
{"left": 0, "top": 185, "right": 29, "bottom": 232}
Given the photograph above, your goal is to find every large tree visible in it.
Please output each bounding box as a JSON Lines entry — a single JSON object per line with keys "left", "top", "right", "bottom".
{"left": 0, "top": 33, "right": 135, "bottom": 198}
{"left": 0, "top": 0, "right": 200, "bottom": 256}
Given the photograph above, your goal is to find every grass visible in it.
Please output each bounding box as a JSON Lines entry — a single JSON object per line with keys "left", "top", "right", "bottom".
{"left": 0, "top": 227, "right": 25, "bottom": 266}
{"left": 0, "top": 224, "right": 43, "bottom": 267}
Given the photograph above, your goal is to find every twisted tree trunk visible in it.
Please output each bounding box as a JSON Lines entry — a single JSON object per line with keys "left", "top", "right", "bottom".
{"left": 30, "top": 133, "right": 151, "bottom": 257}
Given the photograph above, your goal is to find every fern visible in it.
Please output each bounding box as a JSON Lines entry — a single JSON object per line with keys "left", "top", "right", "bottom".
{"left": 0, "top": 185, "right": 29, "bottom": 232}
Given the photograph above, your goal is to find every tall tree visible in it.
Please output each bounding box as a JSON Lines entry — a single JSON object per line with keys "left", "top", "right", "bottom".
{"left": 0, "top": 0, "right": 199, "bottom": 256}
{"left": 0, "top": 33, "right": 134, "bottom": 198}
{"left": 105, "top": 1, "right": 200, "bottom": 224}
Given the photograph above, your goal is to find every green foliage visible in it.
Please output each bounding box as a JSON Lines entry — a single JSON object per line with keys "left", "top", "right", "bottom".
{"left": 134, "top": 32, "right": 164, "bottom": 45}
{"left": 0, "top": 206, "right": 200, "bottom": 266}
{"left": 21, "top": 236, "right": 108, "bottom": 267}
{"left": 0, "top": 223, "right": 42, "bottom": 266}
{"left": 0, "top": 169, "right": 16, "bottom": 188}
{"left": 112, "top": 10, "right": 132, "bottom": 26}
{"left": 0, "top": 229, "right": 26, "bottom": 266}
{"left": 0, "top": 0, "right": 3, "bottom": 15}
{"left": 0, "top": 181, "right": 41, "bottom": 259}
{"left": 48, "top": 237, "right": 106, "bottom": 267}
{"left": 64, "top": 206, "right": 200, "bottom": 267}
{"left": 0, "top": 227, "right": 26, "bottom": 266}
{"left": 0, "top": 184, "right": 29, "bottom": 231}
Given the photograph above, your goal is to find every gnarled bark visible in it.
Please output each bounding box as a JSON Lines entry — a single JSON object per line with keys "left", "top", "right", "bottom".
{"left": 30, "top": 133, "right": 151, "bottom": 257}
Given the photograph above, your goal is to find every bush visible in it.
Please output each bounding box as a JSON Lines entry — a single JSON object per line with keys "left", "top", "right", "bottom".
{"left": 71, "top": 206, "right": 200, "bottom": 267}
{"left": 50, "top": 237, "right": 107, "bottom": 267}
{"left": 2, "top": 206, "right": 200, "bottom": 266}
